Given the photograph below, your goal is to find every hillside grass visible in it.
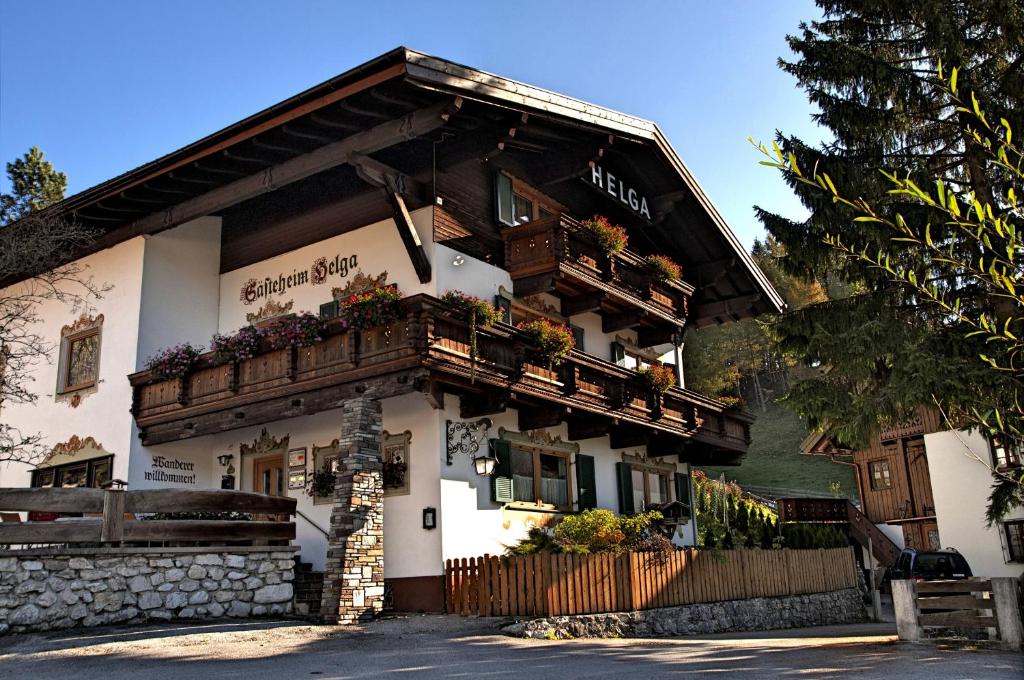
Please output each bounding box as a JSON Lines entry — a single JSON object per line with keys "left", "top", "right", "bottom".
{"left": 700, "top": 401, "right": 859, "bottom": 502}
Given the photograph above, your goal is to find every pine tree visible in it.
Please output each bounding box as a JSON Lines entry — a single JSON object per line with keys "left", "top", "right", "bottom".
{"left": 0, "top": 147, "right": 68, "bottom": 224}
{"left": 758, "top": 0, "right": 1024, "bottom": 448}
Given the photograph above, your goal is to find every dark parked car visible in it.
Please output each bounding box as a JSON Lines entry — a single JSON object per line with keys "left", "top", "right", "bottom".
{"left": 887, "top": 548, "right": 973, "bottom": 583}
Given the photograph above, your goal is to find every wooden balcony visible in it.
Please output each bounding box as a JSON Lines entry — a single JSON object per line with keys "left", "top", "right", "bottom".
{"left": 129, "top": 295, "right": 751, "bottom": 461}
{"left": 501, "top": 214, "right": 694, "bottom": 346}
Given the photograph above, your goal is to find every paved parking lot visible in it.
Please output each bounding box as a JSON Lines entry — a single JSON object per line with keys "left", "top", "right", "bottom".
{"left": 1, "top": 616, "right": 1021, "bottom": 679}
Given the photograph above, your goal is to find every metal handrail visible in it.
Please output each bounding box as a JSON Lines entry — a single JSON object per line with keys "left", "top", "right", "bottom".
{"left": 295, "top": 508, "right": 329, "bottom": 539}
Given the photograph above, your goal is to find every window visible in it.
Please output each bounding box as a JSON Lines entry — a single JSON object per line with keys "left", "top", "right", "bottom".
{"left": 382, "top": 430, "right": 411, "bottom": 496}
{"left": 496, "top": 173, "right": 560, "bottom": 226}
{"left": 991, "top": 436, "right": 1021, "bottom": 470}
{"left": 610, "top": 341, "right": 656, "bottom": 370}
{"left": 510, "top": 446, "right": 570, "bottom": 509}
{"left": 628, "top": 466, "right": 672, "bottom": 513}
{"left": 31, "top": 456, "right": 113, "bottom": 489}
{"left": 1005, "top": 520, "right": 1024, "bottom": 563}
{"left": 57, "top": 314, "right": 103, "bottom": 395}
{"left": 869, "top": 460, "right": 892, "bottom": 490}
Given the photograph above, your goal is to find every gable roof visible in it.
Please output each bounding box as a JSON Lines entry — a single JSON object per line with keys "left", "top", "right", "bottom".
{"left": 19, "top": 47, "right": 784, "bottom": 320}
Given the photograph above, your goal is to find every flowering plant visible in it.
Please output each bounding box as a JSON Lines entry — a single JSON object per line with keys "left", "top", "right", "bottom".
{"left": 265, "top": 312, "right": 323, "bottom": 350}
{"left": 340, "top": 286, "right": 402, "bottom": 329}
{"left": 211, "top": 325, "right": 265, "bottom": 363}
{"left": 440, "top": 290, "right": 502, "bottom": 327}
{"left": 441, "top": 290, "right": 501, "bottom": 383}
{"left": 516, "top": 318, "right": 575, "bottom": 368}
{"left": 646, "top": 254, "right": 682, "bottom": 282}
{"left": 717, "top": 395, "right": 744, "bottom": 409}
{"left": 306, "top": 469, "right": 336, "bottom": 499}
{"left": 580, "top": 215, "right": 628, "bottom": 255}
{"left": 637, "top": 364, "right": 677, "bottom": 394}
{"left": 145, "top": 342, "right": 203, "bottom": 379}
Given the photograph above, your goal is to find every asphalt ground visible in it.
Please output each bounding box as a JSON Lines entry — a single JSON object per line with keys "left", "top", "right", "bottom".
{"left": 1, "top": 616, "right": 1020, "bottom": 679}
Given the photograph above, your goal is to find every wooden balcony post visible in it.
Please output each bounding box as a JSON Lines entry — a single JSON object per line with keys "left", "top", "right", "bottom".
{"left": 100, "top": 487, "right": 126, "bottom": 544}
{"left": 177, "top": 375, "right": 191, "bottom": 406}
{"left": 288, "top": 344, "right": 299, "bottom": 381}
{"left": 229, "top": 360, "right": 240, "bottom": 393}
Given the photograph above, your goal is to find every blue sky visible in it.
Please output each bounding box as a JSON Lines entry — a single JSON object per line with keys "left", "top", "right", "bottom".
{"left": 0, "top": 0, "right": 824, "bottom": 248}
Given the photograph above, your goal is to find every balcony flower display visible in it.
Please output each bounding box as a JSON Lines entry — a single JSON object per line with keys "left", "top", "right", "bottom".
{"left": 441, "top": 291, "right": 502, "bottom": 383}
{"left": 516, "top": 318, "right": 575, "bottom": 369}
{"left": 646, "top": 254, "right": 682, "bottom": 282}
{"left": 265, "top": 312, "right": 323, "bottom": 350}
{"left": 305, "top": 468, "right": 336, "bottom": 499}
{"left": 210, "top": 325, "right": 265, "bottom": 363}
{"left": 145, "top": 342, "right": 203, "bottom": 380}
{"left": 339, "top": 285, "right": 402, "bottom": 330}
{"left": 580, "top": 215, "right": 628, "bottom": 255}
{"left": 637, "top": 364, "right": 677, "bottom": 394}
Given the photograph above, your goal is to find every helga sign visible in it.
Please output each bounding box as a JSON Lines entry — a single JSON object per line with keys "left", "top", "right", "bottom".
{"left": 585, "top": 164, "right": 652, "bottom": 221}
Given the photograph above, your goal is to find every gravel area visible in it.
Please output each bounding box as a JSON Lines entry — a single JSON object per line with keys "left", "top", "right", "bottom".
{"left": 0, "top": 615, "right": 1020, "bottom": 679}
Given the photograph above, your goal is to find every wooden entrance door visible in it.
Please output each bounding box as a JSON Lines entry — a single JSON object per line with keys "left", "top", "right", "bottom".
{"left": 253, "top": 454, "right": 287, "bottom": 522}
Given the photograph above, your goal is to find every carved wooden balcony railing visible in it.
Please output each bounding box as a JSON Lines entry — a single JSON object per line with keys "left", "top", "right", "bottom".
{"left": 129, "top": 295, "right": 751, "bottom": 456}
{"left": 501, "top": 214, "right": 694, "bottom": 345}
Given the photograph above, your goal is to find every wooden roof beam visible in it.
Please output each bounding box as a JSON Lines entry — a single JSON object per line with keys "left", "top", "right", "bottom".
{"left": 99, "top": 98, "right": 461, "bottom": 246}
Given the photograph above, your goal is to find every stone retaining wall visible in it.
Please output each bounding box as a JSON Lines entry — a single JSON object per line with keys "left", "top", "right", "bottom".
{"left": 503, "top": 588, "right": 867, "bottom": 639}
{"left": 0, "top": 546, "right": 297, "bottom": 634}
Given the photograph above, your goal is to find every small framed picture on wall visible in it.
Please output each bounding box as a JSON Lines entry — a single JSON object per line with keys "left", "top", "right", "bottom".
{"left": 288, "top": 469, "right": 307, "bottom": 490}
{"left": 287, "top": 447, "right": 307, "bottom": 468}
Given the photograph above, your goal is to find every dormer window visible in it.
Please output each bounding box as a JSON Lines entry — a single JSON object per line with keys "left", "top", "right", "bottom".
{"left": 495, "top": 173, "right": 559, "bottom": 226}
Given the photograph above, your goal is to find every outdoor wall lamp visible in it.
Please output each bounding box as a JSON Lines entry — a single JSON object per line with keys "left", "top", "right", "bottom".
{"left": 217, "top": 454, "right": 235, "bottom": 475}
{"left": 473, "top": 452, "right": 498, "bottom": 476}
{"left": 422, "top": 507, "right": 437, "bottom": 530}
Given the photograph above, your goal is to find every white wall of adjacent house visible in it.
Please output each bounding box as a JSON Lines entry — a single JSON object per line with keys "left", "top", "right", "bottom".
{"left": 0, "top": 237, "right": 147, "bottom": 489}
{"left": 924, "top": 429, "right": 1024, "bottom": 578}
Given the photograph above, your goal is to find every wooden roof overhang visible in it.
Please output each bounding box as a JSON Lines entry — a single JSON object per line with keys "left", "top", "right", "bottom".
{"left": 8, "top": 48, "right": 782, "bottom": 329}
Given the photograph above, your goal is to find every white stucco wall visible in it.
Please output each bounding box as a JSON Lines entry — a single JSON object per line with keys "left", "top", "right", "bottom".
{"left": 217, "top": 208, "right": 434, "bottom": 333}
{"left": 924, "top": 429, "right": 1024, "bottom": 577}
{"left": 0, "top": 238, "right": 147, "bottom": 488}
{"left": 136, "top": 217, "right": 222, "bottom": 364}
{"left": 437, "top": 397, "right": 695, "bottom": 564}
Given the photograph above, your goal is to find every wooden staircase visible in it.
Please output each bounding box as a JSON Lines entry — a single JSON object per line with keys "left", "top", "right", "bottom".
{"left": 777, "top": 498, "right": 901, "bottom": 567}
{"left": 292, "top": 558, "right": 324, "bottom": 618}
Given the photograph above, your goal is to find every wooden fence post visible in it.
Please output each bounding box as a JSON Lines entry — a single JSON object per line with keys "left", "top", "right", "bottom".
{"left": 892, "top": 579, "right": 921, "bottom": 643}
{"left": 100, "top": 488, "right": 126, "bottom": 544}
{"left": 991, "top": 577, "right": 1024, "bottom": 652}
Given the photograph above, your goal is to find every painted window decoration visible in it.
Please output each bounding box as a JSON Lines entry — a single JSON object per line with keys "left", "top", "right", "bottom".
{"left": 57, "top": 314, "right": 104, "bottom": 398}
{"left": 1004, "top": 520, "right": 1024, "bottom": 563}
{"left": 31, "top": 456, "right": 113, "bottom": 489}
{"left": 382, "top": 430, "right": 411, "bottom": 496}
{"left": 310, "top": 440, "right": 340, "bottom": 505}
{"left": 868, "top": 460, "right": 892, "bottom": 490}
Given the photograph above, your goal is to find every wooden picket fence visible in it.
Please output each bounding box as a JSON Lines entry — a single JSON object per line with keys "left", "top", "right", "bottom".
{"left": 444, "top": 546, "right": 857, "bottom": 616}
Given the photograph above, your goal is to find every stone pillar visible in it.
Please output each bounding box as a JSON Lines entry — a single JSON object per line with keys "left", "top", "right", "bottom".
{"left": 320, "top": 396, "right": 384, "bottom": 624}
{"left": 891, "top": 579, "right": 921, "bottom": 643}
{"left": 991, "top": 577, "right": 1023, "bottom": 651}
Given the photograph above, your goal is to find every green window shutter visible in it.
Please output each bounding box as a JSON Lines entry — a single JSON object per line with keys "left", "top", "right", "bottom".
{"left": 491, "top": 439, "right": 514, "bottom": 503}
{"left": 570, "top": 325, "right": 585, "bottom": 352}
{"left": 495, "top": 173, "right": 514, "bottom": 226}
{"left": 610, "top": 341, "right": 625, "bottom": 366}
{"left": 675, "top": 472, "right": 691, "bottom": 509}
{"left": 494, "top": 295, "right": 512, "bottom": 325}
{"left": 615, "top": 462, "right": 634, "bottom": 515}
{"left": 576, "top": 454, "right": 597, "bottom": 510}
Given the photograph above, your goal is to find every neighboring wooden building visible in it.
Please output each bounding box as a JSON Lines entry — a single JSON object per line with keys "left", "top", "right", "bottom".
{"left": 803, "top": 409, "right": 1024, "bottom": 577}
{"left": 0, "top": 48, "right": 784, "bottom": 619}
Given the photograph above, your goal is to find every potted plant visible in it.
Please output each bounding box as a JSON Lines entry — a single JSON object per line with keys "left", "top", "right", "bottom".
{"left": 516, "top": 318, "right": 575, "bottom": 370}
{"left": 145, "top": 342, "right": 203, "bottom": 380}
{"left": 339, "top": 286, "right": 402, "bottom": 330}
{"left": 646, "top": 254, "right": 682, "bottom": 282}
{"left": 306, "top": 468, "right": 337, "bottom": 499}
{"left": 637, "top": 364, "right": 677, "bottom": 394}
{"left": 579, "top": 215, "right": 628, "bottom": 256}
{"left": 441, "top": 291, "right": 501, "bottom": 382}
